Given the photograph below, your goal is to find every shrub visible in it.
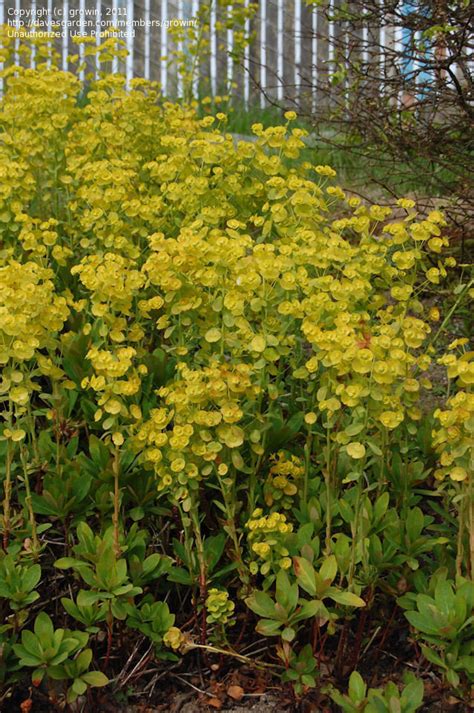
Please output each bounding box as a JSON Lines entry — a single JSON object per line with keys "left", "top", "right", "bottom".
{"left": 0, "top": 27, "right": 472, "bottom": 710}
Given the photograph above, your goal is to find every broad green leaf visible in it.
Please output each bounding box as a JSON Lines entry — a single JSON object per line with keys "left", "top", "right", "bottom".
{"left": 245, "top": 590, "right": 276, "bottom": 619}
{"left": 294, "top": 599, "right": 321, "bottom": 621}
{"left": 319, "top": 555, "right": 337, "bottom": 584}
{"left": 348, "top": 671, "right": 367, "bottom": 702}
{"left": 81, "top": 670, "right": 109, "bottom": 687}
{"left": 281, "top": 626, "right": 296, "bottom": 642}
{"left": 329, "top": 590, "right": 366, "bottom": 607}
{"left": 255, "top": 619, "right": 282, "bottom": 637}
{"left": 293, "top": 557, "right": 316, "bottom": 597}
{"left": 34, "top": 613, "right": 54, "bottom": 643}
{"left": 22, "top": 564, "right": 41, "bottom": 592}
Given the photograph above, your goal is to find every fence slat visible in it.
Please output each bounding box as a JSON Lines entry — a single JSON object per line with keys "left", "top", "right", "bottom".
{"left": 311, "top": 5, "right": 317, "bottom": 110}
{"left": 243, "top": 0, "right": 250, "bottom": 105}
{"left": 294, "top": 0, "right": 301, "bottom": 101}
{"left": 259, "top": 0, "right": 266, "bottom": 107}
{"left": 276, "top": 0, "right": 283, "bottom": 100}
{"left": 210, "top": 0, "right": 216, "bottom": 95}
{"left": 160, "top": 0, "right": 167, "bottom": 93}
{"left": 95, "top": 0, "right": 101, "bottom": 78}
{"left": 227, "top": 3, "right": 233, "bottom": 91}
{"left": 30, "top": 0, "right": 36, "bottom": 67}
{"left": 79, "top": 0, "right": 86, "bottom": 82}
{"left": 112, "top": 0, "right": 118, "bottom": 72}
{"left": 14, "top": 0, "right": 20, "bottom": 66}
{"left": 177, "top": 0, "right": 183, "bottom": 96}
{"left": 192, "top": 0, "right": 199, "bottom": 96}
{"left": 126, "top": 0, "right": 133, "bottom": 84}
{"left": 143, "top": 0, "right": 150, "bottom": 79}
{"left": 328, "top": 0, "right": 335, "bottom": 72}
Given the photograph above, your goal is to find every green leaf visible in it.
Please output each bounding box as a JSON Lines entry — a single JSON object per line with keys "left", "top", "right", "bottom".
{"left": 22, "top": 564, "right": 41, "bottom": 592}
{"left": 20, "top": 630, "right": 44, "bottom": 658}
{"left": 319, "top": 555, "right": 337, "bottom": 584}
{"left": 75, "top": 648, "right": 93, "bottom": 672}
{"left": 77, "top": 590, "right": 104, "bottom": 606}
{"left": 12, "top": 646, "right": 42, "bottom": 667}
{"left": 31, "top": 668, "right": 46, "bottom": 685}
{"left": 72, "top": 678, "right": 88, "bottom": 696}
{"left": 54, "top": 557, "right": 84, "bottom": 570}
{"left": 255, "top": 619, "right": 282, "bottom": 636}
{"left": 294, "top": 599, "right": 321, "bottom": 621}
{"left": 89, "top": 434, "right": 109, "bottom": 469}
{"left": 167, "top": 567, "right": 192, "bottom": 585}
{"left": 281, "top": 626, "right": 296, "bottom": 642}
{"left": 204, "top": 533, "right": 226, "bottom": 572}
{"left": 348, "top": 671, "right": 367, "bottom": 702}
{"left": 245, "top": 590, "right": 276, "bottom": 619}
{"left": 34, "top": 613, "right": 54, "bottom": 643}
{"left": 405, "top": 611, "right": 440, "bottom": 636}
{"left": 329, "top": 590, "right": 366, "bottom": 607}
{"left": 400, "top": 678, "right": 424, "bottom": 711}
{"left": 81, "top": 670, "right": 109, "bottom": 687}
{"left": 293, "top": 557, "right": 316, "bottom": 597}
{"left": 276, "top": 569, "right": 297, "bottom": 611}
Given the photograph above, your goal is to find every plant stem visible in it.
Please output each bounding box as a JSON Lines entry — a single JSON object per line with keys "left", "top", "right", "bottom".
{"left": 469, "top": 476, "right": 474, "bottom": 581}
{"left": 20, "top": 446, "right": 39, "bottom": 558}
{"left": 2, "top": 439, "right": 13, "bottom": 551}
{"left": 456, "top": 486, "right": 465, "bottom": 578}
{"left": 324, "top": 425, "right": 332, "bottom": 554}
{"left": 190, "top": 504, "right": 208, "bottom": 645}
{"left": 112, "top": 445, "right": 121, "bottom": 558}
{"left": 218, "top": 471, "right": 250, "bottom": 588}
{"left": 303, "top": 429, "right": 312, "bottom": 505}
{"left": 105, "top": 602, "right": 113, "bottom": 668}
{"left": 427, "top": 278, "right": 473, "bottom": 353}
{"left": 348, "top": 478, "right": 363, "bottom": 588}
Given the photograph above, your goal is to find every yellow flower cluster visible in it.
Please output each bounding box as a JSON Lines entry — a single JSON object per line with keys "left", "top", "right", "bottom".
{"left": 163, "top": 626, "right": 185, "bottom": 650}
{"left": 264, "top": 451, "right": 304, "bottom": 509}
{"left": 0, "top": 34, "right": 456, "bottom": 506}
{"left": 433, "top": 349, "right": 474, "bottom": 483}
{"left": 432, "top": 391, "right": 474, "bottom": 482}
{"left": 246, "top": 509, "right": 293, "bottom": 576}
{"left": 205, "top": 588, "right": 235, "bottom": 626}
{"left": 0, "top": 261, "right": 68, "bottom": 367}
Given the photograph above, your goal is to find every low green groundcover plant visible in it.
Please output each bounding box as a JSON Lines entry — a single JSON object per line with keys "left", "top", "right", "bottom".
{"left": 0, "top": 27, "right": 473, "bottom": 711}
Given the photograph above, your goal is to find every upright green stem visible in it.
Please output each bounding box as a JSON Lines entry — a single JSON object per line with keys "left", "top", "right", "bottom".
{"left": 303, "top": 430, "right": 312, "bottom": 505}
{"left": 456, "top": 490, "right": 465, "bottom": 578}
{"left": 218, "top": 471, "right": 250, "bottom": 588}
{"left": 348, "top": 477, "right": 363, "bottom": 588}
{"left": 2, "top": 439, "right": 13, "bottom": 551}
{"left": 112, "top": 445, "right": 122, "bottom": 558}
{"left": 324, "top": 425, "right": 332, "bottom": 554}
{"left": 20, "top": 446, "right": 39, "bottom": 558}
{"left": 190, "top": 503, "right": 208, "bottom": 644}
{"left": 26, "top": 402, "right": 39, "bottom": 465}
{"left": 468, "top": 468, "right": 474, "bottom": 581}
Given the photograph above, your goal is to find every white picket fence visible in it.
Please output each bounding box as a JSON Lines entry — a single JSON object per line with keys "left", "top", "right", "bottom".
{"left": 0, "top": 0, "right": 418, "bottom": 106}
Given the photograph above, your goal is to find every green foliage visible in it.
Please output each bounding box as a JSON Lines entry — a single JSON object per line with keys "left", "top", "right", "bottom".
{"left": 55, "top": 525, "right": 142, "bottom": 616}
{"left": 125, "top": 596, "right": 177, "bottom": 659}
{"left": 246, "top": 560, "right": 364, "bottom": 643}
{"left": 0, "top": 555, "right": 41, "bottom": 612}
{"left": 330, "top": 671, "right": 424, "bottom": 713}
{"left": 280, "top": 643, "right": 318, "bottom": 697}
{"left": 399, "top": 572, "right": 474, "bottom": 689}
{"left": 13, "top": 612, "right": 107, "bottom": 702}
{"left": 0, "top": 28, "right": 471, "bottom": 710}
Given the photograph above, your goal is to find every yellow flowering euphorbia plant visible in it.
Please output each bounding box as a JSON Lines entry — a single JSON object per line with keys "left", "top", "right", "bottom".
{"left": 0, "top": 26, "right": 473, "bottom": 709}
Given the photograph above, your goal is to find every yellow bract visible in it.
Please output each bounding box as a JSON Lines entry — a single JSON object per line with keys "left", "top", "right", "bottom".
{"left": 346, "top": 442, "right": 366, "bottom": 459}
